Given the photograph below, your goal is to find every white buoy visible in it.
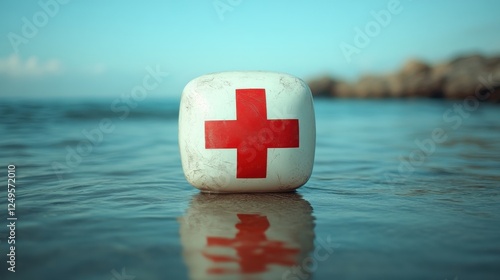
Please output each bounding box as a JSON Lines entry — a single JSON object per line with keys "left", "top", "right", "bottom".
{"left": 179, "top": 71, "right": 316, "bottom": 193}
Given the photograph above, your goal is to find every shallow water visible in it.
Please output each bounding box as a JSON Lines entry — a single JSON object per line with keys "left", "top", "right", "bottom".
{"left": 1, "top": 98, "right": 499, "bottom": 279}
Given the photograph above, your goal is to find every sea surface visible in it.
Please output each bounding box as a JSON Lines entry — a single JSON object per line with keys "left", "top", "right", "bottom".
{"left": 1, "top": 98, "right": 499, "bottom": 280}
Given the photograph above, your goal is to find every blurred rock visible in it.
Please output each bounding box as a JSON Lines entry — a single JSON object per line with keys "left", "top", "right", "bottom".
{"left": 307, "top": 76, "right": 335, "bottom": 97}
{"left": 307, "top": 54, "right": 500, "bottom": 102}
{"left": 353, "top": 75, "right": 389, "bottom": 98}
{"left": 333, "top": 81, "right": 355, "bottom": 98}
{"left": 401, "top": 59, "right": 430, "bottom": 76}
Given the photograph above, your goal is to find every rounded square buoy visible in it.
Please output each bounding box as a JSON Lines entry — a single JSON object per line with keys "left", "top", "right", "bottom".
{"left": 178, "top": 71, "right": 315, "bottom": 193}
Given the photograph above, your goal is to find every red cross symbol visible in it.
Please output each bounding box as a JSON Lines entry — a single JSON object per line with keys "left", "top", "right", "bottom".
{"left": 203, "top": 214, "right": 300, "bottom": 274}
{"left": 205, "top": 89, "right": 300, "bottom": 178}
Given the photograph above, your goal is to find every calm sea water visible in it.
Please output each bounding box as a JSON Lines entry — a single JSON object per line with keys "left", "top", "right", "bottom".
{"left": 1, "top": 98, "right": 499, "bottom": 280}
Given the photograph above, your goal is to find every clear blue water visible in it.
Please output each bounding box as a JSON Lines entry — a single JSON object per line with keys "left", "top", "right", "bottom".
{"left": 1, "top": 98, "right": 499, "bottom": 280}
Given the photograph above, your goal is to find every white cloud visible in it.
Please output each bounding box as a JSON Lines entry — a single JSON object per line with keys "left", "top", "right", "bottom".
{"left": 87, "top": 63, "right": 107, "bottom": 75}
{"left": 0, "top": 54, "right": 63, "bottom": 77}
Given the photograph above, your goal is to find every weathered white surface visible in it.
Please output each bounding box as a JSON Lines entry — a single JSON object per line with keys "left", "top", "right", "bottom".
{"left": 179, "top": 71, "right": 315, "bottom": 193}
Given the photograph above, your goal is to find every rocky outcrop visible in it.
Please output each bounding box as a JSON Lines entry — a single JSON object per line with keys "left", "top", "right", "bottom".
{"left": 308, "top": 54, "right": 500, "bottom": 102}
{"left": 307, "top": 76, "right": 335, "bottom": 97}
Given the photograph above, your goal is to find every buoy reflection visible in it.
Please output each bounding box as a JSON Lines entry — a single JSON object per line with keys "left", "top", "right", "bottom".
{"left": 179, "top": 192, "right": 315, "bottom": 280}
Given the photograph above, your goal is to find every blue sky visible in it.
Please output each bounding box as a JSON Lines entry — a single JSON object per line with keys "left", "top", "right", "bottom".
{"left": 1, "top": 0, "right": 500, "bottom": 99}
